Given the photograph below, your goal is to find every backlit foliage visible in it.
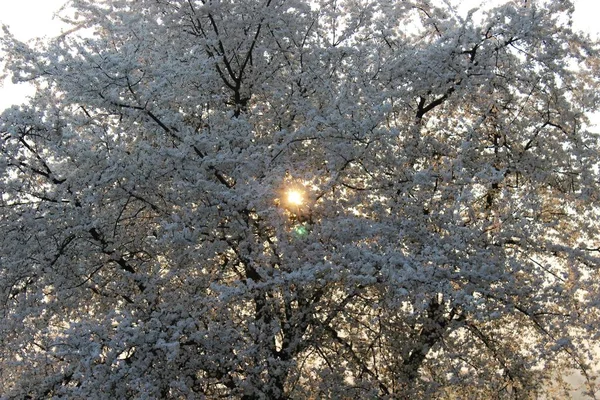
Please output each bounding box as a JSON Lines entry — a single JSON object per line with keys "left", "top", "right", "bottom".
{"left": 1, "top": 0, "right": 600, "bottom": 398}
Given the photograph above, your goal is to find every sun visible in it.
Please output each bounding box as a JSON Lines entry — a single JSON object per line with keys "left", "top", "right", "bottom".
{"left": 286, "top": 189, "right": 304, "bottom": 206}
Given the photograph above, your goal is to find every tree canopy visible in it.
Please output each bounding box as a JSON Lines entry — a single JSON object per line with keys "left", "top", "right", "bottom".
{"left": 1, "top": 0, "right": 600, "bottom": 398}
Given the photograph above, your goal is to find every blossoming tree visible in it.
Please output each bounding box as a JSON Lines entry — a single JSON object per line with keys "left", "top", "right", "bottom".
{"left": 1, "top": 0, "right": 600, "bottom": 398}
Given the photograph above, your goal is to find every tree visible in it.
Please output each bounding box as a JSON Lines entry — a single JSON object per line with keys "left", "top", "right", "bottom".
{"left": 1, "top": 0, "right": 600, "bottom": 398}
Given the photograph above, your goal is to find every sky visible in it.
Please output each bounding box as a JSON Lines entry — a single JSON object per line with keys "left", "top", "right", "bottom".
{"left": 0, "top": 0, "right": 67, "bottom": 109}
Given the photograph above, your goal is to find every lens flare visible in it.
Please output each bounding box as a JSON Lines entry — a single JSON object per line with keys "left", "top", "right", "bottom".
{"left": 293, "top": 225, "right": 308, "bottom": 236}
{"left": 287, "top": 189, "right": 304, "bottom": 206}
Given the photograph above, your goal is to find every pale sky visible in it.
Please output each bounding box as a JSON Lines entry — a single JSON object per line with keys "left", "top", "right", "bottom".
{"left": 0, "top": 0, "right": 67, "bottom": 41}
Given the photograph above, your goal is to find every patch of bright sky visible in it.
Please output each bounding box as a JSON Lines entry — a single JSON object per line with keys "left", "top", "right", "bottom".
{"left": 0, "top": 0, "right": 68, "bottom": 109}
